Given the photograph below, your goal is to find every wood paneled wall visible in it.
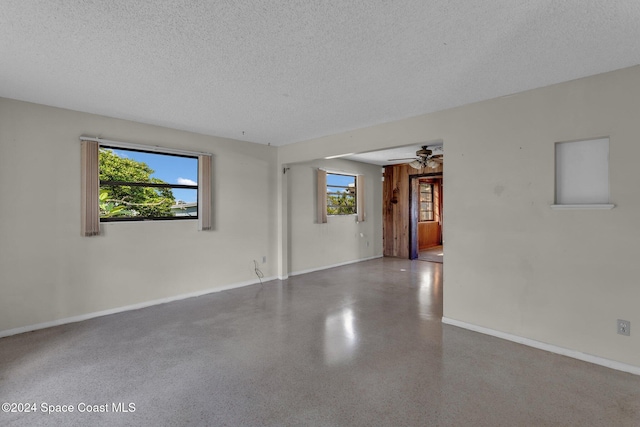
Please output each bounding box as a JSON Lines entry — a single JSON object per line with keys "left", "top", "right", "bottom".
{"left": 418, "top": 222, "right": 440, "bottom": 250}
{"left": 383, "top": 163, "right": 443, "bottom": 258}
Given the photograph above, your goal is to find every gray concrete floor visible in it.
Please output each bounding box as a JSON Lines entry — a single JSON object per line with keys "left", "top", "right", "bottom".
{"left": 1, "top": 257, "right": 639, "bottom": 426}
{"left": 418, "top": 245, "right": 443, "bottom": 263}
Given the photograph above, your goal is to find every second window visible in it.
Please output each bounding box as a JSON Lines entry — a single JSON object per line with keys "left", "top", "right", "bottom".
{"left": 326, "top": 173, "right": 357, "bottom": 215}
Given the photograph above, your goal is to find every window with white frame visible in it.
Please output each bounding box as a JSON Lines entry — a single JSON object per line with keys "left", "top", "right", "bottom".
{"left": 419, "top": 182, "right": 434, "bottom": 221}
{"left": 81, "top": 138, "right": 212, "bottom": 236}
{"left": 326, "top": 173, "right": 357, "bottom": 215}
{"left": 99, "top": 146, "right": 199, "bottom": 221}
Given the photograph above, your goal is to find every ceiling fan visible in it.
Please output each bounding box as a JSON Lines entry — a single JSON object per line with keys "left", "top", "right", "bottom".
{"left": 388, "top": 145, "right": 443, "bottom": 169}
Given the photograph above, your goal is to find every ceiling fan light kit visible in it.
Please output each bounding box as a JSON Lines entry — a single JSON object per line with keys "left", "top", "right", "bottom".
{"left": 408, "top": 159, "right": 440, "bottom": 169}
{"left": 409, "top": 160, "right": 423, "bottom": 169}
{"left": 390, "top": 145, "right": 443, "bottom": 169}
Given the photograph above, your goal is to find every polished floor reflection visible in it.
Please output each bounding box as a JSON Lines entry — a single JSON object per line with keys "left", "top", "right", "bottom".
{"left": 1, "top": 258, "right": 639, "bottom": 426}
{"left": 418, "top": 244, "right": 443, "bottom": 263}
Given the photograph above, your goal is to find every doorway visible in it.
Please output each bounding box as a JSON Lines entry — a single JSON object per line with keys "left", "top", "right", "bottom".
{"left": 409, "top": 174, "right": 443, "bottom": 261}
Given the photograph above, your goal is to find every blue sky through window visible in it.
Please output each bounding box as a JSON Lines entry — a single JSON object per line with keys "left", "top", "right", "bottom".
{"left": 112, "top": 149, "right": 198, "bottom": 203}
{"left": 327, "top": 173, "right": 355, "bottom": 192}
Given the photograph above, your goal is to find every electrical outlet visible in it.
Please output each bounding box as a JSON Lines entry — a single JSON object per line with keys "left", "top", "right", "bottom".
{"left": 262, "top": 256, "right": 266, "bottom": 264}
{"left": 617, "top": 319, "right": 630, "bottom": 336}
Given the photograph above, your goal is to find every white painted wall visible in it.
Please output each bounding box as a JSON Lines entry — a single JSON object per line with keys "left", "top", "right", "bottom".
{"left": 3, "top": 66, "right": 640, "bottom": 369}
{"left": 287, "top": 159, "right": 383, "bottom": 274}
{"left": 0, "top": 98, "right": 278, "bottom": 333}
{"left": 278, "top": 65, "right": 640, "bottom": 368}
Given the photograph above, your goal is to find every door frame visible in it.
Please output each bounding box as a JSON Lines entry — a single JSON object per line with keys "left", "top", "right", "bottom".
{"left": 409, "top": 172, "right": 443, "bottom": 259}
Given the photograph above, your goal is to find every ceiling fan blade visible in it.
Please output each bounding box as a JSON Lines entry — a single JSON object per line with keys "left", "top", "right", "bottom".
{"left": 387, "top": 157, "right": 417, "bottom": 161}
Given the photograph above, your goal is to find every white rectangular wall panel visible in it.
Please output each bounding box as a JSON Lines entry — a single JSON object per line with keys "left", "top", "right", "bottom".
{"left": 555, "top": 138, "right": 609, "bottom": 204}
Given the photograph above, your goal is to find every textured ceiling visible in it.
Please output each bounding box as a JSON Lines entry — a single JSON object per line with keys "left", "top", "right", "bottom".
{"left": 1, "top": 1, "right": 640, "bottom": 146}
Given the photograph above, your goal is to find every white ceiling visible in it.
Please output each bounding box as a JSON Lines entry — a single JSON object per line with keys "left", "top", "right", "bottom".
{"left": 1, "top": 1, "right": 640, "bottom": 146}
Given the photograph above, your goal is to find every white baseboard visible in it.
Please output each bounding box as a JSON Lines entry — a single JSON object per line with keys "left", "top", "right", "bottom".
{"left": 442, "top": 317, "right": 640, "bottom": 376}
{"left": 2, "top": 255, "right": 382, "bottom": 338}
{"left": 289, "top": 255, "right": 383, "bottom": 277}
{"left": 0, "top": 275, "right": 277, "bottom": 339}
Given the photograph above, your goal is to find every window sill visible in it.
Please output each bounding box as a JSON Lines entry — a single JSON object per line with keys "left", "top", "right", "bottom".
{"left": 550, "top": 204, "right": 615, "bottom": 210}
{"left": 101, "top": 218, "right": 198, "bottom": 223}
